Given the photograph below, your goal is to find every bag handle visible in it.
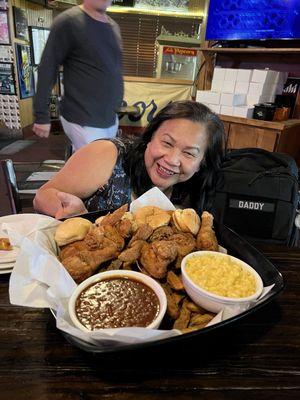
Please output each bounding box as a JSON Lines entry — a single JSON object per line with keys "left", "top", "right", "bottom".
{"left": 226, "top": 147, "right": 289, "bottom": 168}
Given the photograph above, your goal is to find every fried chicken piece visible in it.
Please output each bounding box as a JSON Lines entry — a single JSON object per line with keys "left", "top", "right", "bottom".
{"left": 96, "top": 204, "right": 128, "bottom": 227}
{"left": 61, "top": 245, "right": 119, "bottom": 283}
{"left": 196, "top": 211, "right": 219, "bottom": 251}
{"left": 106, "top": 259, "right": 123, "bottom": 271}
{"left": 60, "top": 240, "right": 87, "bottom": 261}
{"left": 149, "top": 226, "right": 174, "bottom": 242}
{"left": 101, "top": 225, "right": 125, "bottom": 251}
{"left": 170, "top": 232, "right": 196, "bottom": 257}
{"left": 115, "top": 218, "right": 133, "bottom": 239}
{"left": 118, "top": 239, "right": 146, "bottom": 263}
{"left": 128, "top": 224, "right": 153, "bottom": 246}
{"left": 84, "top": 225, "right": 125, "bottom": 251}
{"left": 139, "top": 240, "right": 177, "bottom": 279}
{"left": 84, "top": 226, "right": 105, "bottom": 249}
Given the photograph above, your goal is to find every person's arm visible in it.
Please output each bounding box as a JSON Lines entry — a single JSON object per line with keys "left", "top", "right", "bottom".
{"left": 33, "top": 14, "right": 73, "bottom": 137}
{"left": 33, "top": 141, "right": 118, "bottom": 218}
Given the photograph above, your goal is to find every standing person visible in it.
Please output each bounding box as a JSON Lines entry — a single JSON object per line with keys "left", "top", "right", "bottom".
{"left": 33, "top": 0, "right": 123, "bottom": 151}
{"left": 33, "top": 101, "right": 226, "bottom": 219}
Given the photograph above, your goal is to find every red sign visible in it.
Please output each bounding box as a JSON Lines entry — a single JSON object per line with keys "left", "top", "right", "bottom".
{"left": 163, "top": 46, "right": 198, "bottom": 57}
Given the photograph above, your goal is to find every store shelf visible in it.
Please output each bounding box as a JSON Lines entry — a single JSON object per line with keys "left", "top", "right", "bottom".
{"left": 108, "top": 6, "right": 203, "bottom": 20}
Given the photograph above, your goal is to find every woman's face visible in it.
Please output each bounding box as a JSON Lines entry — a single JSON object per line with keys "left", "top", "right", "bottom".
{"left": 144, "top": 118, "right": 208, "bottom": 192}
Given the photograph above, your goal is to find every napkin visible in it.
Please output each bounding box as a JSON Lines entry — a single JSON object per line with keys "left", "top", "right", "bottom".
{"left": 8, "top": 188, "right": 274, "bottom": 348}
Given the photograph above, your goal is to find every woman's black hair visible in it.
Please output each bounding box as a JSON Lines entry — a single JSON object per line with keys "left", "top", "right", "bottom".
{"left": 123, "top": 100, "right": 226, "bottom": 213}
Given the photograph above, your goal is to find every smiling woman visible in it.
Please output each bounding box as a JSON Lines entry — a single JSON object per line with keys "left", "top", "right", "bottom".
{"left": 33, "top": 101, "right": 226, "bottom": 219}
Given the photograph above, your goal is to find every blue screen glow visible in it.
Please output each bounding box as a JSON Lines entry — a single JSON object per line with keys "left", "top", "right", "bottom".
{"left": 205, "top": 0, "right": 300, "bottom": 41}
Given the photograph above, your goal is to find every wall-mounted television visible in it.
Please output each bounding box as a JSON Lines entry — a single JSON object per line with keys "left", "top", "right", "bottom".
{"left": 205, "top": 0, "right": 300, "bottom": 41}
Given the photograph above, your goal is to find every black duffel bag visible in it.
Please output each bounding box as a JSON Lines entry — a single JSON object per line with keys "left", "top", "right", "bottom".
{"left": 212, "top": 148, "right": 299, "bottom": 246}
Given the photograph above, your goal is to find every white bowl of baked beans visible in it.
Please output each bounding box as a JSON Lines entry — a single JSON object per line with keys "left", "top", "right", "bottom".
{"left": 181, "top": 251, "right": 263, "bottom": 313}
{"left": 68, "top": 270, "right": 167, "bottom": 332}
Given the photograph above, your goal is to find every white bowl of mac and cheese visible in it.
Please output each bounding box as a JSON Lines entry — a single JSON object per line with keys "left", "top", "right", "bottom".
{"left": 181, "top": 251, "right": 263, "bottom": 313}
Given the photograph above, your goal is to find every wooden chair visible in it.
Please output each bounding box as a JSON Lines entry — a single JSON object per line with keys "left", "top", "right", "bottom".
{"left": 1, "top": 159, "right": 37, "bottom": 214}
{"left": 1, "top": 159, "right": 64, "bottom": 214}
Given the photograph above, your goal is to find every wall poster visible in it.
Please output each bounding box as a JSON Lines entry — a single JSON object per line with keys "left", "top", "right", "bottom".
{"left": 0, "top": 45, "right": 13, "bottom": 62}
{"left": 13, "top": 7, "right": 29, "bottom": 41}
{"left": 0, "top": 10, "right": 10, "bottom": 44}
{"left": 0, "top": 1, "right": 8, "bottom": 11}
{"left": 0, "top": 62, "right": 16, "bottom": 94}
{"left": 0, "top": 0, "right": 7, "bottom": 10}
{"left": 15, "top": 43, "right": 34, "bottom": 98}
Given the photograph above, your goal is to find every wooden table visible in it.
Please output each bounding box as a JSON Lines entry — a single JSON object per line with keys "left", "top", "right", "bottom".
{"left": 0, "top": 245, "right": 299, "bottom": 399}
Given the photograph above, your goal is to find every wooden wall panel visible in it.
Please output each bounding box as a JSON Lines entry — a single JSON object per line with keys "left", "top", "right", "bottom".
{"left": 10, "top": 1, "right": 53, "bottom": 128}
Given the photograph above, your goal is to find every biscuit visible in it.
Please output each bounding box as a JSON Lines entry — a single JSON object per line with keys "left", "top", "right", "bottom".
{"left": 134, "top": 206, "right": 171, "bottom": 230}
{"left": 54, "top": 217, "right": 93, "bottom": 246}
{"left": 172, "top": 208, "right": 200, "bottom": 236}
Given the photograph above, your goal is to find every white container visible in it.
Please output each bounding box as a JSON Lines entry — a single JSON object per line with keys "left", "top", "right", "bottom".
{"left": 208, "top": 104, "right": 221, "bottom": 114}
{"left": 68, "top": 270, "right": 167, "bottom": 332}
{"left": 211, "top": 79, "right": 224, "bottom": 93}
{"left": 233, "top": 106, "right": 254, "bottom": 118}
{"left": 237, "top": 69, "right": 253, "bottom": 82}
{"left": 181, "top": 251, "right": 264, "bottom": 313}
{"left": 246, "top": 94, "right": 267, "bottom": 106}
{"left": 251, "top": 69, "right": 278, "bottom": 84}
{"left": 196, "top": 90, "right": 221, "bottom": 105}
{"left": 220, "top": 105, "right": 233, "bottom": 116}
{"left": 248, "top": 82, "right": 272, "bottom": 96}
{"left": 234, "top": 81, "right": 250, "bottom": 94}
{"left": 224, "top": 68, "right": 238, "bottom": 82}
{"left": 222, "top": 80, "right": 235, "bottom": 94}
{"left": 220, "top": 93, "right": 246, "bottom": 106}
{"left": 213, "top": 67, "right": 226, "bottom": 81}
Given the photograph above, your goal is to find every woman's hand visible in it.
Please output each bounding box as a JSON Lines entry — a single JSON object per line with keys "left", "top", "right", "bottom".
{"left": 54, "top": 191, "right": 88, "bottom": 219}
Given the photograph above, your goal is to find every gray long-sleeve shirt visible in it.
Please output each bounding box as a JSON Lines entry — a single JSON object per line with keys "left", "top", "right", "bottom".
{"left": 33, "top": 6, "right": 123, "bottom": 127}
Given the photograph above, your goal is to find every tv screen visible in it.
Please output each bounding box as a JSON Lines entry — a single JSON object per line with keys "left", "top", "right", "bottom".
{"left": 205, "top": 0, "right": 300, "bottom": 41}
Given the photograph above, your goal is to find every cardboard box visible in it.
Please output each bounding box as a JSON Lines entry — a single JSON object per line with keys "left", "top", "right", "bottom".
{"left": 220, "top": 93, "right": 246, "bottom": 106}
{"left": 222, "top": 80, "right": 235, "bottom": 93}
{"left": 211, "top": 79, "right": 224, "bottom": 92}
{"left": 236, "top": 69, "right": 253, "bottom": 82}
{"left": 213, "top": 67, "right": 226, "bottom": 81}
{"left": 248, "top": 82, "right": 272, "bottom": 96}
{"left": 246, "top": 94, "right": 268, "bottom": 106}
{"left": 196, "top": 90, "right": 221, "bottom": 105}
{"left": 220, "top": 105, "right": 234, "bottom": 116}
{"left": 233, "top": 106, "right": 254, "bottom": 118}
{"left": 234, "top": 81, "right": 250, "bottom": 94}
{"left": 251, "top": 69, "right": 278, "bottom": 84}
{"left": 208, "top": 104, "right": 221, "bottom": 114}
{"left": 224, "top": 68, "right": 238, "bottom": 82}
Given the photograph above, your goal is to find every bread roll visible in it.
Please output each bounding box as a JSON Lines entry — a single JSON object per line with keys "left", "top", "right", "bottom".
{"left": 54, "top": 217, "right": 93, "bottom": 246}
{"left": 172, "top": 208, "right": 200, "bottom": 236}
{"left": 134, "top": 206, "right": 171, "bottom": 230}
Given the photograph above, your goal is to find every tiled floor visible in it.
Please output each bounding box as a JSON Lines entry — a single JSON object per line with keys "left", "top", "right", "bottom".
{"left": 0, "top": 132, "right": 67, "bottom": 217}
